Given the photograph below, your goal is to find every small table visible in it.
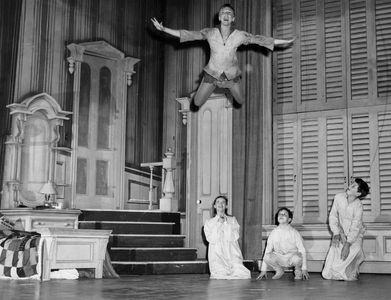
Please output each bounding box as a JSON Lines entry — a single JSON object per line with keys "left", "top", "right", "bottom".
{"left": 37, "top": 228, "right": 112, "bottom": 281}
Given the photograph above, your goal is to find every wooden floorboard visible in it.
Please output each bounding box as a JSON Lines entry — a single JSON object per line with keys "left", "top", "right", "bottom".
{"left": 1, "top": 272, "right": 391, "bottom": 300}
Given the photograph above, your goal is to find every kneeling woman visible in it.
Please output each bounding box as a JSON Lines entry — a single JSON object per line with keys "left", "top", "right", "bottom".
{"left": 203, "top": 195, "right": 251, "bottom": 279}
{"left": 322, "top": 178, "right": 370, "bottom": 281}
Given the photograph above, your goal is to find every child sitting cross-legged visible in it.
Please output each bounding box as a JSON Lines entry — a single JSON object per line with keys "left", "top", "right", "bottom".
{"left": 256, "top": 207, "right": 309, "bottom": 280}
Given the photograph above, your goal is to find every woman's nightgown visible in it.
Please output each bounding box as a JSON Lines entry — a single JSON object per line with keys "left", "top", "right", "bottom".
{"left": 204, "top": 215, "right": 251, "bottom": 279}
{"left": 322, "top": 193, "right": 365, "bottom": 280}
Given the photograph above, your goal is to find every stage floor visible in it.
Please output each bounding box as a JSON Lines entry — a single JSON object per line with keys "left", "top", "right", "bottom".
{"left": 1, "top": 272, "right": 391, "bottom": 300}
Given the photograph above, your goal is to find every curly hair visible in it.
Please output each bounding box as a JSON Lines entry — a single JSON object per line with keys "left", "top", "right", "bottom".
{"left": 355, "top": 178, "right": 370, "bottom": 200}
{"left": 274, "top": 207, "right": 293, "bottom": 225}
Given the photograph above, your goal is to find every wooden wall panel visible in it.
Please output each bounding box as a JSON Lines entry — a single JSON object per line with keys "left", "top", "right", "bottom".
{"left": 0, "top": 0, "right": 23, "bottom": 198}
{"left": 162, "top": 0, "right": 193, "bottom": 212}
{"left": 0, "top": 0, "right": 166, "bottom": 205}
{"left": 5, "top": 0, "right": 165, "bottom": 164}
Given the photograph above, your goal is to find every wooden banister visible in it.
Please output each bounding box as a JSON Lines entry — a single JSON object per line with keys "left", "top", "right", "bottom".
{"left": 140, "top": 148, "right": 175, "bottom": 211}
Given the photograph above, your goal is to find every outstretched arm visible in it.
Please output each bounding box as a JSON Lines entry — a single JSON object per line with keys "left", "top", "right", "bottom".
{"left": 151, "top": 18, "right": 180, "bottom": 38}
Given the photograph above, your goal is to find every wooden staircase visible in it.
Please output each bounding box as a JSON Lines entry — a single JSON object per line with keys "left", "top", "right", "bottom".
{"left": 78, "top": 210, "right": 209, "bottom": 275}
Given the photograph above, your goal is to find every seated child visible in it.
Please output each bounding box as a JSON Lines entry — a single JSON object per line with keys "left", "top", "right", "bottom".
{"left": 257, "top": 207, "right": 309, "bottom": 280}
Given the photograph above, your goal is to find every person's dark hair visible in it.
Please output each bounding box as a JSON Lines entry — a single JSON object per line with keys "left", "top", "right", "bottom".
{"left": 274, "top": 207, "right": 293, "bottom": 225}
{"left": 212, "top": 195, "right": 228, "bottom": 216}
{"left": 219, "top": 3, "right": 235, "bottom": 16}
{"left": 355, "top": 178, "right": 370, "bottom": 200}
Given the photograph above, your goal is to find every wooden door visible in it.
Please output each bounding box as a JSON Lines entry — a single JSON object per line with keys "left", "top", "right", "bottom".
{"left": 67, "top": 41, "right": 139, "bottom": 210}
{"left": 187, "top": 94, "right": 232, "bottom": 259}
{"left": 74, "top": 56, "right": 120, "bottom": 209}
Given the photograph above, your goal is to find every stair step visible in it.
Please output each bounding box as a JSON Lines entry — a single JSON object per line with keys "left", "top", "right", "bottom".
{"left": 112, "top": 260, "right": 209, "bottom": 275}
{"left": 110, "top": 234, "right": 185, "bottom": 248}
{"left": 79, "top": 209, "right": 180, "bottom": 223}
{"left": 78, "top": 209, "right": 202, "bottom": 276}
{"left": 79, "top": 221, "right": 178, "bottom": 234}
{"left": 109, "top": 247, "right": 198, "bottom": 261}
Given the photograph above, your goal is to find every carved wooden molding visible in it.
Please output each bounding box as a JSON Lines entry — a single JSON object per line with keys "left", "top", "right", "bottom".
{"left": 176, "top": 97, "right": 190, "bottom": 125}
{"left": 67, "top": 41, "right": 140, "bottom": 86}
{"left": 2, "top": 93, "right": 72, "bottom": 208}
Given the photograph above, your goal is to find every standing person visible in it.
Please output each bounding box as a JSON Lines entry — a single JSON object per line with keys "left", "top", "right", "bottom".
{"left": 203, "top": 195, "right": 251, "bottom": 279}
{"left": 256, "top": 207, "right": 310, "bottom": 280}
{"left": 151, "top": 3, "right": 294, "bottom": 110}
{"left": 322, "top": 178, "right": 370, "bottom": 281}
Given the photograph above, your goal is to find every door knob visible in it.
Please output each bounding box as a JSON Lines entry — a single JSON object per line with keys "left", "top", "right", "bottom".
{"left": 197, "top": 199, "right": 202, "bottom": 204}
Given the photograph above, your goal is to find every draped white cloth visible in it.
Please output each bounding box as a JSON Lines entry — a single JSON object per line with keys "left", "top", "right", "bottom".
{"left": 204, "top": 215, "right": 251, "bottom": 280}
{"left": 322, "top": 193, "right": 365, "bottom": 280}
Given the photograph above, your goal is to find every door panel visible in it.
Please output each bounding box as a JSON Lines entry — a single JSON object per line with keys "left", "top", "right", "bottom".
{"left": 189, "top": 96, "right": 232, "bottom": 259}
{"left": 74, "top": 56, "right": 118, "bottom": 209}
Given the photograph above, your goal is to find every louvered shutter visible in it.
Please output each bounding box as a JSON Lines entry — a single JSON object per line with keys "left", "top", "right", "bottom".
{"left": 348, "top": 108, "right": 373, "bottom": 218}
{"left": 273, "top": 0, "right": 295, "bottom": 114}
{"left": 349, "top": 106, "right": 391, "bottom": 221}
{"left": 297, "top": 112, "right": 347, "bottom": 223}
{"left": 271, "top": 0, "right": 391, "bottom": 225}
{"left": 324, "top": 0, "right": 345, "bottom": 105}
{"left": 326, "top": 114, "right": 348, "bottom": 213}
{"left": 274, "top": 111, "right": 347, "bottom": 223}
{"left": 298, "top": 115, "right": 321, "bottom": 222}
{"left": 273, "top": 0, "right": 346, "bottom": 113}
{"left": 378, "top": 111, "right": 391, "bottom": 215}
{"left": 376, "top": 0, "right": 391, "bottom": 97}
{"left": 348, "top": 0, "right": 369, "bottom": 101}
{"left": 273, "top": 115, "right": 298, "bottom": 218}
{"left": 299, "top": 0, "right": 319, "bottom": 107}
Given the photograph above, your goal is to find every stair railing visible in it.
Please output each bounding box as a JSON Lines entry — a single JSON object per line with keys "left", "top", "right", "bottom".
{"left": 140, "top": 148, "right": 175, "bottom": 211}
{"left": 140, "top": 161, "right": 163, "bottom": 210}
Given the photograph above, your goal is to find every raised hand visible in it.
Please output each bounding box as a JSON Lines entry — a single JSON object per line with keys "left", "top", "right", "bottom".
{"left": 274, "top": 36, "right": 296, "bottom": 47}
{"left": 285, "top": 37, "right": 296, "bottom": 44}
{"left": 150, "top": 18, "right": 180, "bottom": 38}
{"left": 151, "top": 17, "right": 164, "bottom": 31}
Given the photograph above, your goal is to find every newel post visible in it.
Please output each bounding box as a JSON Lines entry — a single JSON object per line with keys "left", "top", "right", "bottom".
{"left": 160, "top": 148, "right": 176, "bottom": 211}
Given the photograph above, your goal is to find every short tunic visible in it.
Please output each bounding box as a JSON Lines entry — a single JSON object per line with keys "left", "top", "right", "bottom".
{"left": 180, "top": 27, "right": 274, "bottom": 80}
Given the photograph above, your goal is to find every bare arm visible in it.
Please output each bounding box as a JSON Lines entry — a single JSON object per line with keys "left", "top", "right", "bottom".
{"left": 151, "top": 18, "right": 180, "bottom": 38}
{"left": 274, "top": 37, "right": 295, "bottom": 47}
{"left": 260, "top": 232, "right": 275, "bottom": 272}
